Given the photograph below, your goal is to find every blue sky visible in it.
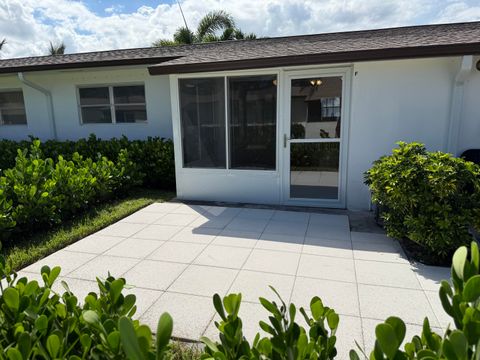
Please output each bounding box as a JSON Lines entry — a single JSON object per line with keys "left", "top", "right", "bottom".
{"left": 87, "top": 0, "right": 175, "bottom": 15}
{"left": 1, "top": 0, "right": 479, "bottom": 58}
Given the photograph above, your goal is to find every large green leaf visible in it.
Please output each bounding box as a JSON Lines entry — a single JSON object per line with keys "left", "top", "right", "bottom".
{"left": 46, "top": 334, "right": 61, "bottom": 359}
{"left": 463, "top": 275, "right": 480, "bottom": 302}
{"left": 6, "top": 348, "right": 23, "bottom": 360}
{"left": 119, "top": 316, "right": 144, "bottom": 360}
{"left": 82, "top": 310, "right": 100, "bottom": 326}
{"left": 156, "top": 312, "right": 173, "bottom": 358}
{"left": 385, "top": 317, "right": 406, "bottom": 345}
{"left": 3, "top": 288, "right": 19, "bottom": 311}
{"left": 452, "top": 246, "right": 468, "bottom": 280}
{"left": 375, "top": 323, "right": 399, "bottom": 359}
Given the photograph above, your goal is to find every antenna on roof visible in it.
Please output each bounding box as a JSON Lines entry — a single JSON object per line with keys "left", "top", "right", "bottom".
{"left": 176, "top": 0, "right": 190, "bottom": 32}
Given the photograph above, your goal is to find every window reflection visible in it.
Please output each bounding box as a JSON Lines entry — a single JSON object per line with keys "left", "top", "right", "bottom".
{"left": 290, "top": 142, "right": 340, "bottom": 199}
{"left": 290, "top": 77, "right": 342, "bottom": 139}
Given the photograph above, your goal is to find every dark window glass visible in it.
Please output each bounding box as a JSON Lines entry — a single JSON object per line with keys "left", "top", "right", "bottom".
{"left": 79, "top": 85, "right": 147, "bottom": 124}
{"left": 0, "top": 91, "right": 27, "bottom": 125}
{"left": 113, "top": 86, "right": 146, "bottom": 104}
{"left": 79, "top": 87, "right": 109, "bottom": 105}
{"left": 228, "top": 75, "right": 277, "bottom": 170}
{"left": 179, "top": 78, "right": 226, "bottom": 168}
{"left": 115, "top": 105, "right": 147, "bottom": 123}
{"left": 0, "top": 91, "right": 25, "bottom": 107}
{"left": 2, "top": 108, "right": 27, "bottom": 125}
{"left": 81, "top": 107, "right": 112, "bottom": 123}
{"left": 290, "top": 142, "right": 339, "bottom": 199}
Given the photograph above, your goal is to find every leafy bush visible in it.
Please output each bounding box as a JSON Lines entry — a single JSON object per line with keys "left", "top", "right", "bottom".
{"left": 365, "top": 142, "right": 480, "bottom": 264}
{"left": 351, "top": 241, "right": 480, "bottom": 360}
{"left": 201, "top": 288, "right": 339, "bottom": 359}
{"left": 0, "top": 135, "right": 175, "bottom": 190}
{"left": 0, "top": 140, "right": 143, "bottom": 241}
{"left": 0, "top": 253, "right": 172, "bottom": 359}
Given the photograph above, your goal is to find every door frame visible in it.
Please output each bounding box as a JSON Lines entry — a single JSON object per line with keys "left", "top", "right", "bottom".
{"left": 280, "top": 66, "right": 352, "bottom": 208}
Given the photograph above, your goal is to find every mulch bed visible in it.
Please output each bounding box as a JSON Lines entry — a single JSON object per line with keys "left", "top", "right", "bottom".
{"left": 398, "top": 237, "right": 453, "bottom": 267}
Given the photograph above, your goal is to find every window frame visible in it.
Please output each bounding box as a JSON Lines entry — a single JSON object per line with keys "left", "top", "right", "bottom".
{"left": 177, "top": 72, "right": 280, "bottom": 172}
{"left": 77, "top": 83, "right": 148, "bottom": 125}
{"left": 0, "top": 89, "right": 28, "bottom": 126}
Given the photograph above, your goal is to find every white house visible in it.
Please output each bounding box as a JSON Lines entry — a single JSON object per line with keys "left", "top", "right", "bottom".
{"left": 0, "top": 22, "right": 479, "bottom": 210}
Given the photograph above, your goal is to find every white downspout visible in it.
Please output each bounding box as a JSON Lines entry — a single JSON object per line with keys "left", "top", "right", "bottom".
{"left": 446, "top": 55, "right": 473, "bottom": 155}
{"left": 17, "top": 72, "right": 58, "bottom": 140}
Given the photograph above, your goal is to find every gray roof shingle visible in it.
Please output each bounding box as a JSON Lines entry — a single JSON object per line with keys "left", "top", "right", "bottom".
{"left": 0, "top": 21, "right": 479, "bottom": 75}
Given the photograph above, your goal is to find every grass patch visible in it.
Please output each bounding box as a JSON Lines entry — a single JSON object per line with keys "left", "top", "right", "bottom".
{"left": 170, "top": 341, "right": 202, "bottom": 360}
{"left": 3, "top": 188, "right": 175, "bottom": 271}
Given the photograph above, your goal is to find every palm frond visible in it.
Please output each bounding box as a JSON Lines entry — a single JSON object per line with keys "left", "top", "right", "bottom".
{"left": 152, "top": 39, "right": 178, "bottom": 47}
{"left": 196, "top": 10, "right": 235, "bottom": 40}
{"left": 219, "top": 28, "right": 235, "bottom": 41}
{"left": 202, "top": 34, "right": 220, "bottom": 43}
{"left": 49, "top": 41, "right": 66, "bottom": 55}
{"left": 173, "top": 27, "right": 195, "bottom": 44}
{"left": 244, "top": 33, "right": 257, "bottom": 40}
{"left": 0, "top": 38, "right": 6, "bottom": 51}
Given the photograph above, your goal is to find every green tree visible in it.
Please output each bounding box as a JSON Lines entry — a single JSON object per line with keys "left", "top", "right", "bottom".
{"left": 152, "top": 10, "right": 256, "bottom": 46}
{"left": 49, "top": 41, "right": 66, "bottom": 55}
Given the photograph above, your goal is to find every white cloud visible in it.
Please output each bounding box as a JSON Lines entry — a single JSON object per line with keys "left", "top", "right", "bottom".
{"left": 0, "top": 0, "right": 479, "bottom": 59}
{"left": 435, "top": 1, "right": 480, "bottom": 23}
{"left": 105, "top": 4, "right": 125, "bottom": 14}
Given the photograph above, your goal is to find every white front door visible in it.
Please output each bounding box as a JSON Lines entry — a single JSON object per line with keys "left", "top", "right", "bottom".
{"left": 282, "top": 68, "right": 351, "bottom": 208}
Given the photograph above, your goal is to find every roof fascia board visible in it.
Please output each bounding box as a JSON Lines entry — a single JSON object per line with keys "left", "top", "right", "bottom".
{"left": 0, "top": 56, "right": 182, "bottom": 75}
{"left": 148, "top": 43, "right": 480, "bottom": 75}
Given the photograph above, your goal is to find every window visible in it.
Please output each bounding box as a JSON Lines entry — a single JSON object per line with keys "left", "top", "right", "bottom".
{"left": 229, "top": 75, "right": 277, "bottom": 170}
{"left": 179, "top": 78, "right": 226, "bottom": 168}
{"left": 79, "top": 85, "right": 147, "bottom": 124}
{"left": 320, "top": 97, "right": 341, "bottom": 122}
{"left": 178, "top": 75, "right": 277, "bottom": 170}
{"left": 0, "top": 90, "right": 27, "bottom": 125}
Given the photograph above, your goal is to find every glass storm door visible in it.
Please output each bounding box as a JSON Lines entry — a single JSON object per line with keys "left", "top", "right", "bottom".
{"left": 286, "top": 75, "right": 344, "bottom": 205}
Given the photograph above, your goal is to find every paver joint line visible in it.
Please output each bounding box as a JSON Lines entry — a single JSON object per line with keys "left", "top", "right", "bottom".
{"left": 20, "top": 202, "right": 451, "bottom": 358}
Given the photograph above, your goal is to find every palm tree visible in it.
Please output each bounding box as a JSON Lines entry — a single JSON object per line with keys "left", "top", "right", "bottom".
{"left": 49, "top": 41, "right": 66, "bottom": 55}
{"left": 0, "top": 38, "right": 6, "bottom": 52}
{"left": 152, "top": 10, "right": 256, "bottom": 47}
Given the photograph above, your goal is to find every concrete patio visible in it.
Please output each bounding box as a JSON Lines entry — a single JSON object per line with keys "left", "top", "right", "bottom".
{"left": 19, "top": 202, "right": 451, "bottom": 359}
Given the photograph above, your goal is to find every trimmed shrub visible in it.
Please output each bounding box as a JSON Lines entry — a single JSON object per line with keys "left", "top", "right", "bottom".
{"left": 365, "top": 142, "right": 480, "bottom": 264}
{"left": 0, "top": 135, "right": 176, "bottom": 190}
{"left": 0, "top": 140, "right": 143, "bottom": 241}
{"left": 0, "top": 255, "right": 172, "bottom": 359}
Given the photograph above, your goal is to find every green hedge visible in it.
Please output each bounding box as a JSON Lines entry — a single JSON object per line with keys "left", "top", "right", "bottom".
{"left": 0, "top": 135, "right": 175, "bottom": 189}
{"left": 0, "top": 140, "right": 143, "bottom": 241}
{"left": 365, "top": 142, "right": 480, "bottom": 264}
{"left": 1, "top": 242, "right": 479, "bottom": 359}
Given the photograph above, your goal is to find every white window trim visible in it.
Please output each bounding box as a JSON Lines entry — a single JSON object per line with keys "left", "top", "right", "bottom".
{"left": 177, "top": 73, "right": 280, "bottom": 172}
{"left": 77, "top": 83, "right": 148, "bottom": 125}
{"left": 0, "top": 89, "right": 27, "bottom": 126}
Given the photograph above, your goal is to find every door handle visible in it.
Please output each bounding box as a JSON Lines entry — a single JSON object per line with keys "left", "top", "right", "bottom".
{"left": 283, "top": 134, "right": 289, "bottom": 148}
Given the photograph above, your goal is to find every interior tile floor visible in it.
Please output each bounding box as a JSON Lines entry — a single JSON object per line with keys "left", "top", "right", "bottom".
{"left": 19, "top": 202, "right": 451, "bottom": 359}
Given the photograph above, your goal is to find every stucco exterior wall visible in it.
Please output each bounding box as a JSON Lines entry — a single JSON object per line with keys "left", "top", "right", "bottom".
{"left": 346, "top": 57, "right": 460, "bottom": 210}
{"left": 0, "top": 67, "right": 173, "bottom": 141}
{"left": 458, "top": 56, "right": 480, "bottom": 155}
{"left": 1, "top": 56, "right": 478, "bottom": 210}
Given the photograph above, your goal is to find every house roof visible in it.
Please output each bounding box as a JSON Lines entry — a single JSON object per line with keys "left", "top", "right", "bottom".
{"left": 0, "top": 21, "right": 479, "bottom": 75}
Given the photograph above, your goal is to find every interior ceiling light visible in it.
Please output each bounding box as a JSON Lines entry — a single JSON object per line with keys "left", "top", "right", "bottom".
{"left": 310, "top": 79, "right": 322, "bottom": 86}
